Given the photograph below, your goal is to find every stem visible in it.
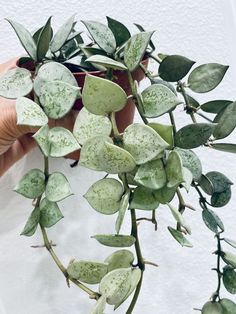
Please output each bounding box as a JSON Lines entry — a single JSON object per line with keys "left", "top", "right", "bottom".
{"left": 126, "top": 272, "right": 144, "bottom": 314}
{"left": 212, "top": 234, "right": 222, "bottom": 302}
{"left": 110, "top": 111, "right": 120, "bottom": 137}
{"left": 178, "top": 81, "right": 197, "bottom": 123}
{"left": 149, "top": 54, "right": 162, "bottom": 64}
{"left": 169, "top": 112, "right": 177, "bottom": 135}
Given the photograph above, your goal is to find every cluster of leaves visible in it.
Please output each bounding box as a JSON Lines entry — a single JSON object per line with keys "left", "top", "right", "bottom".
{"left": 1, "top": 15, "right": 236, "bottom": 313}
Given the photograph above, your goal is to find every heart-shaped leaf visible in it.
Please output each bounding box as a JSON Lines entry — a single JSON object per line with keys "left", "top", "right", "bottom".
{"left": 86, "top": 55, "right": 127, "bottom": 70}
{"left": 182, "top": 167, "right": 193, "bottom": 192}
{"left": 202, "top": 301, "right": 223, "bottom": 314}
{"left": 134, "top": 23, "right": 155, "bottom": 52}
{"left": 154, "top": 185, "right": 176, "bottom": 204}
{"left": 211, "top": 187, "right": 232, "bottom": 208}
{"left": 166, "top": 151, "right": 184, "bottom": 188}
{"left": 21, "top": 206, "right": 40, "bottom": 237}
{"left": 198, "top": 175, "right": 214, "bottom": 195}
{"left": 213, "top": 101, "right": 236, "bottom": 139}
{"left": 82, "top": 75, "right": 127, "bottom": 115}
{"left": 168, "top": 227, "right": 193, "bottom": 248}
{"left": 104, "top": 250, "right": 134, "bottom": 272}
{"left": 130, "top": 186, "right": 159, "bottom": 210}
{"left": 39, "top": 198, "right": 63, "bottom": 228}
{"left": 67, "top": 260, "right": 108, "bottom": 284}
{"left": 36, "top": 17, "right": 52, "bottom": 61}
{"left": 33, "top": 124, "right": 50, "bottom": 156}
{"left": 106, "top": 16, "right": 131, "bottom": 47}
{"left": 148, "top": 122, "right": 174, "bottom": 147}
{"left": 16, "top": 97, "right": 48, "bottom": 126}
{"left": 159, "top": 55, "right": 195, "bottom": 82}
{"left": 92, "top": 234, "right": 135, "bottom": 247}
{"left": 205, "top": 171, "right": 233, "bottom": 193}
{"left": 73, "top": 107, "right": 112, "bottom": 145}
{"left": 14, "top": 169, "right": 45, "bottom": 199}
{"left": 82, "top": 20, "right": 116, "bottom": 54}
{"left": 167, "top": 203, "right": 191, "bottom": 234}
{"left": 223, "top": 266, "right": 236, "bottom": 294}
{"left": 115, "top": 190, "right": 130, "bottom": 234}
{"left": 188, "top": 63, "right": 229, "bottom": 93}
{"left": 123, "top": 124, "right": 169, "bottom": 165}
{"left": 0, "top": 68, "right": 33, "bottom": 99}
{"left": 49, "top": 127, "right": 80, "bottom": 157}
{"left": 202, "top": 208, "right": 224, "bottom": 233}
{"left": 6, "top": 19, "right": 37, "bottom": 60}
{"left": 201, "top": 100, "right": 232, "bottom": 114}
{"left": 45, "top": 172, "right": 73, "bottom": 202}
{"left": 220, "top": 298, "right": 236, "bottom": 313}
{"left": 124, "top": 31, "right": 154, "bottom": 71}
{"left": 141, "top": 84, "right": 181, "bottom": 118}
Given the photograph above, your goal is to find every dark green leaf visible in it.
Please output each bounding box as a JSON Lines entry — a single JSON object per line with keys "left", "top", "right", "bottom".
{"left": 201, "top": 100, "right": 232, "bottom": 114}
{"left": 223, "top": 266, "right": 236, "bottom": 294}
{"left": 220, "top": 298, "right": 236, "bottom": 313}
{"left": 168, "top": 227, "right": 193, "bottom": 248}
{"left": 154, "top": 185, "right": 176, "bottom": 204}
{"left": 213, "top": 101, "right": 236, "bottom": 139}
{"left": 175, "top": 148, "right": 202, "bottom": 181}
{"left": 205, "top": 171, "right": 233, "bottom": 193}
{"left": 198, "top": 174, "right": 214, "bottom": 195}
{"left": 211, "top": 187, "right": 232, "bottom": 208}
{"left": 107, "top": 16, "right": 131, "bottom": 46}
{"left": 211, "top": 143, "right": 236, "bottom": 154}
{"left": 202, "top": 208, "right": 224, "bottom": 233}
{"left": 36, "top": 17, "right": 52, "bottom": 61}
{"left": 222, "top": 251, "right": 236, "bottom": 268}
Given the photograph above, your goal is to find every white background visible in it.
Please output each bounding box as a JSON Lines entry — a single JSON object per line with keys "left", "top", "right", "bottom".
{"left": 0, "top": 0, "right": 236, "bottom": 313}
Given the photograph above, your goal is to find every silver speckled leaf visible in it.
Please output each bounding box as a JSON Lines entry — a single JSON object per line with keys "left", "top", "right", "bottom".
{"left": 92, "top": 234, "right": 136, "bottom": 247}
{"left": 39, "top": 198, "right": 63, "bottom": 228}
{"left": 86, "top": 55, "right": 127, "bottom": 70}
{"left": 45, "top": 172, "right": 73, "bottom": 202}
{"left": 166, "top": 151, "right": 185, "bottom": 188}
{"left": 21, "top": 206, "right": 40, "bottom": 237}
{"left": 130, "top": 186, "right": 159, "bottom": 210}
{"left": 115, "top": 190, "right": 130, "bottom": 234}
{"left": 33, "top": 124, "right": 50, "bottom": 157}
{"left": 104, "top": 250, "right": 134, "bottom": 272}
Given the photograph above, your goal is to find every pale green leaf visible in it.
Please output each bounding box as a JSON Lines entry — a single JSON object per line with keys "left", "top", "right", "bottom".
{"left": 104, "top": 250, "right": 134, "bottom": 272}
{"left": 166, "top": 151, "right": 184, "bottom": 188}
{"left": 148, "top": 122, "right": 174, "bottom": 147}
{"left": 130, "top": 186, "right": 159, "bottom": 210}
{"left": 168, "top": 227, "right": 193, "bottom": 248}
{"left": 92, "top": 234, "right": 135, "bottom": 247}
{"left": 222, "top": 252, "right": 236, "bottom": 268}
{"left": 202, "top": 301, "right": 224, "bottom": 313}
{"left": 167, "top": 203, "right": 191, "bottom": 234}
{"left": 223, "top": 238, "right": 236, "bottom": 249}
{"left": 182, "top": 167, "right": 193, "bottom": 192}
{"left": 220, "top": 298, "right": 236, "bottom": 313}
{"left": 90, "top": 295, "right": 107, "bottom": 314}
{"left": 86, "top": 55, "right": 127, "bottom": 70}
{"left": 154, "top": 185, "right": 176, "bottom": 204}
{"left": 45, "top": 172, "right": 73, "bottom": 202}
{"left": 39, "top": 198, "right": 63, "bottom": 228}
{"left": 115, "top": 190, "right": 130, "bottom": 234}
{"left": 33, "top": 124, "right": 50, "bottom": 156}
{"left": 21, "top": 206, "right": 40, "bottom": 236}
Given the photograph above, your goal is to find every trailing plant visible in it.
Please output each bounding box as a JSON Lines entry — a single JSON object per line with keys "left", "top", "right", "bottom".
{"left": 0, "top": 15, "right": 236, "bottom": 313}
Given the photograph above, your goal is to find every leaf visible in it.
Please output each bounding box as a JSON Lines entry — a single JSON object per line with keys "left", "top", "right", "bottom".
{"left": 107, "top": 16, "right": 131, "bottom": 47}
{"left": 182, "top": 167, "right": 193, "bottom": 192}
{"left": 49, "top": 127, "right": 80, "bottom": 157}
{"left": 211, "top": 143, "right": 236, "bottom": 154}
{"left": 168, "top": 227, "right": 193, "bottom": 248}
{"left": 202, "top": 301, "right": 224, "bottom": 314}
{"left": 186, "top": 94, "right": 200, "bottom": 109}
{"left": 223, "top": 266, "right": 236, "bottom": 294}
{"left": 141, "top": 84, "right": 181, "bottom": 118}
{"left": 50, "top": 14, "right": 76, "bottom": 52}
{"left": 36, "top": 17, "right": 52, "bottom": 61}
{"left": 213, "top": 101, "right": 236, "bottom": 139}
{"left": 150, "top": 78, "right": 176, "bottom": 95}
{"left": 73, "top": 107, "right": 112, "bottom": 145}
{"left": 222, "top": 251, "right": 236, "bottom": 268}
{"left": 154, "top": 185, "right": 176, "bottom": 204}
{"left": 90, "top": 295, "right": 106, "bottom": 314}
{"left": 223, "top": 238, "right": 236, "bottom": 249}
{"left": 92, "top": 234, "right": 136, "bottom": 247}
{"left": 45, "top": 172, "right": 73, "bottom": 202}
{"left": 67, "top": 260, "right": 108, "bottom": 284}
{"left": 201, "top": 100, "right": 232, "bottom": 114}
{"left": 82, "top": 20, "right": 116, "bottom": 54}
{"left": 167, "top": 203, "right": 191, "bottom": 234}
{"left": 148, "top": 122, "right": 174, "bottom": 147}
{"left": 21, "top": 206, "right": 40, "bottom": 236}
{"left": 124, "top": 31, "right": 154, "bottom": 71}
{"left": 82, "top": 75, "right": 127, "bottom": 115}
{"left": 115, "top": 190, "right": 130, "bottom": 234}
{"left": 38, "top": 81, "right": 80, "bottom": 119}
{"left": 159, "top": 55, "right": 195, "bottom": 82}
{"left": 174, "top": 148, "right": 202, "bottom": 181}
{"left": 175, "top": 123, "right": 216, "bottom": 149}
{"left": 202, "top": 208, "right": 224, "bottom": 233}
{"left": 166, "top": 151, "right": 184, "bottom": 188}
{"left": 198, "top": 175, "right": 214, "bottom": 195}
{"left": 130, "top": 186, "right": 159, "bottom": 210}
{"left": 33, "top": 24, "right": 53, "bottom": 44}
{"left": 104, "top": 250, "right": 134, "bottom": 272}
{"left": 16, "top": 97, "right": 48, "bottom": 126}
{"left": 134, "top": 159, "right": 166, "bottom": 190}
{"left": 33, "top": 125, "right": 50, "bottom": 156}
{"left": 211, "top": 187, "right": 232, "bottom": 208}
{"left": 205, "top": 171, "right": 233, "bottom": 193}
{"left": 34, "top": 62, "right": 77, "bottom": 96}
{"left": 14, "top": 169, "right": 45, "bottom": 199}
{"left": 123, "top": 124, "right": 169, "bottom": 165}
{"left": 84, "top": 178, "right": 123, "bottom": 215}
{"left": 0, "top": 68, "right": 33, "bottom": 99}
{"left": 188, "top": 63, "right": 229, "bottom": 93}
{"left": 220, "top": 298, "right": 236, "bottom": 313}
{"left": 39, "top": 198, "right": 63, "bottom": 228}
{"left": 86, "top": 55, "right": 127, "bottom": 70}
{"left": 6, "top": 19, "right": 37, "bottom": 60}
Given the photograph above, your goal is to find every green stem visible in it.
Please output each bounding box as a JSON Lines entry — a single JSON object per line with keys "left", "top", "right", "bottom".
{"left": 178, "top": 81, "right": 197, "bottom": 123}
{"left": 110, "top": 111, "right": 120, "bottom": 137}
{"left": 126, "top": 272, "right": 144, "bottom": 314}
{"left": 149, "top": 54, "right": 162, "bottom": 64}
{"left": 169, "top": 111, "right": 177, "bottom": 135}
{"left": 212, "top": 234, "right": 222, "bottom": 302}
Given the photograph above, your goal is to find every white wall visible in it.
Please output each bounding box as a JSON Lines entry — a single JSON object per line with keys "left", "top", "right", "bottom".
{"left": 0, "top": 1, "right": 236, "bottom": 313}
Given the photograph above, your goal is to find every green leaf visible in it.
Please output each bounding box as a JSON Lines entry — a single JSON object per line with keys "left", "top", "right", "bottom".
{"left": 201, "top": 100, "right": 232, "bottom": 114}
{"left": 141, "top": 84, "right": 181, "bottom": 118}
{"left": 223, "top": 266, "right": 236, "bottom": 294}
{"left": 0, "top": 68, "right": 33, "bottom": 99}
{"left": 73, "top": 107, "right": 112, "bottom": 145}
{"left": 16, "top": 97, "right": 48, "bottom": 126}
{"left": 91, "top": 295, "right": 106, "bottom": 314}
{"left": 213, "top": 101, "right": 236, "bottom": 139}
{"left": 175, "top": 123, "right": 216, "bottom": 149}
{"left": 45, "top": 172, "right": 73, "bottom": 202}
{"left": 202, "top": 208, "right": 224, "bottom": 233}
{"left": 182, "top": 167, "right": 193, "bottom": 192}
{"left": 211, "top": 187, "right": 232, "bottom": 208}
{"left": 154, "top": 185, "right": 176, "bottom": 204}
{"left": 107, "top": 16, "right": 131, "bottom": 47}
{"left": 82, "top": 20, "right": 116, "bottom": 54}
{"left": 92, "top": 234, "right": 135, "bottom": 247}
{"left": 150, "top": 78, "right": 177, "bottom": 95}
{"left": 174, "top": 148, "right": 202, "bottom": 181}
{"left": 159, "top": 55, "right": 195, "bottom": 82}
{"left": 21, "top": 206, "right": 40, "bottom": 236}
{"left": 39, "top": 198, "right": 63, "bottom": 228}
{"left": 124, "top": 31, "right": 154, "bottom": 71}
{"left": 38, "top": 81, "right": 80, "bottom": 119}
{"left": 6, "top": 19, "right": 37, "bottom": 60}
{"left": 134, "top": 159, "right": 166, "bottom": 190}
{"left": 14, "top": 169, "right": 45, "bottom": 199}
{"left": 222, "top": 251, "right": 236, "bottom": 268}
{"left": 198, "top": 175, "right": 214, "bottom": 195}
{"left": 220, "top": 298, "right": 236, "bottom": 313}
{"left": 123, "top": 124, "right": 169, "bottom": 165}
{"left": 49, "top": 127, "right": 80, "bottom": 157}
{"left": 36, "top": 17, "right": 52, "bottom": 61}
{"left": 50, "top": 14, "right": 76, "bottom": 52}
{"left": 166, "top": 151, "right": 184, "bottom": 188}
{"left": 84, "top": 178, "right": 123, "bottom": 215}
{"left": 148, "top": 122, "right": 174, "bottom": 147}
{"left": 33, "top": 24, "right": 53, "bottom": 44}
{"left": 67, "top": 260, "right": 108, "bottom": 284}
{"left": 130, "top": 186, "right": 159, "bottom": 210}
{"left": 134, "top": 23, "right": 155, "bottom": 52}
{"left": 205, "top": 171, "right": 233, "bottom": 193}
{"left": 82, "top": 75, "right": 127, "bottom": 115}
{"left": 86, "top": 55, "right": 127, "bottom": 70}
{"left": 104, "top": 250, "right": 134, "bottom": 272}
{"left": 202, "top": 301, "right": 224, "bottom": 314}
{"left": 186, "top": 94, "right": 200, "bottom": 109}
{"left": 223, "top": 238, "right": 236, "bottom": 249}
{"left": 33, "top": 125, "right": 50, "bottom": 156}
{"left": 168, "top": 227, "right": 193, "bottom": 248}
{"left": 188, "top": 63, "right": 229, "bottom": 93}
{"left": 211, "top": 143, "right": 236, "bottom": 154}
{"left": 167, "top": 203, "right": 191, "bottom": 234}
{"left": 115, "top": 190, "right": 130, "bottom": 234}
